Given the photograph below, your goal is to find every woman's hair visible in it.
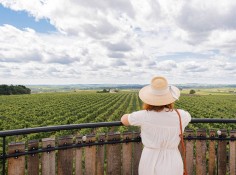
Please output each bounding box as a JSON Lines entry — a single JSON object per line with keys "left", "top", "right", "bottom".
{"left": 143, "top": 103, "right": 174, "bottom": 112}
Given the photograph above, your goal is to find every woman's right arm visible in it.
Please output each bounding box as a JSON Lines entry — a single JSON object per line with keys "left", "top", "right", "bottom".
{"left": 121, "top": 110, "right": 145, "bottom": 126}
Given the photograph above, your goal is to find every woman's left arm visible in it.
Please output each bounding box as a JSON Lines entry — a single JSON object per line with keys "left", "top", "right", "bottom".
{"left": 121, "top": 114, "right": 130, "bottom": 126}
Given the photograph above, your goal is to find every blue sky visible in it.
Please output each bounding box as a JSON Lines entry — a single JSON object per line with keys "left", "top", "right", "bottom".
{"left": 0, "top": 0, "right": 235, "bottom": 84}
{"left": 0, "top": 4, "right": 56, "bottom": 33}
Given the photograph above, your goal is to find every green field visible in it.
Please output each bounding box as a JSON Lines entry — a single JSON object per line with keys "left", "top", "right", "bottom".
{"left": 0, "top": 91, "right": 235, "bottom": 136}
{"left": 181, "top": 88, "right": 236, "bottom": 95}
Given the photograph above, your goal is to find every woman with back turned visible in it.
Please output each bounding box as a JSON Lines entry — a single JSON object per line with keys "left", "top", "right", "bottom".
{"left": 121, "top": 76, "right": 191, "bottom": 175}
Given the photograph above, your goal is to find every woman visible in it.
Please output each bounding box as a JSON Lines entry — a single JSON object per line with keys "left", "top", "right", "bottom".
{"left": 121, "top": 76, "right": 191, "bottom": 175}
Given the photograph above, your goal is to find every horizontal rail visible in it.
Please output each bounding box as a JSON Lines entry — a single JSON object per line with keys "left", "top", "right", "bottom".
{"left": 0, "top": 118, "right": 236, "bottom": 137}
{"left": 0, "top": 137, "right": 141, "bottom": 159}
{"left": 1, "top": 135, "right": 236, "bottom": 160}
{"left": 0, "top": 121, "right": 121, "bottom": 137}
{"left": 191, "top": 118, "right": 236, "bottom": 123}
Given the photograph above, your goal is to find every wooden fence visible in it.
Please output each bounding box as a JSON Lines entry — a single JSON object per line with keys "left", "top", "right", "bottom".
{"left": 4, "top": 129, "right": 236, "bottom": 175}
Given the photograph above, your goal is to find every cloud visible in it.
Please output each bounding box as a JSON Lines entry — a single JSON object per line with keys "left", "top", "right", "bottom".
{"left": 134, "top": 62, "right": 142, "bottom": 67}
{"left": 75, "top": 0, "right": 135, "bottom": 17}
{"left": 0, "top": 51, "right": 42, "bottom": 63}
{"left": 224, "top": 65, "right": 236, "bottom": 71}
{"left": 0, "top": 68, "right": 12, "bottom": 78}
{"left": 176, "top": 0, "right": 236, "bottom": 43}
{"left": 181, "top": 62, "right": 208, "bottom": 72}
{"left": 104, "top": 41, "right": 132, "bottom": 52}
{"left": 43, "top": 54, "right": 80, "bottom": 64}
{"left": 144, "top": 60, "right": 156, "bottom": 68}
{"left": 156, "top": 60, "right": 177, "bottom": 71}
{"left": 110, "top": 59, "right": 127, "bottom": 67}
{"left": 177, "top": 1, "right": 236, "bottom": 32}
{"left": 83, "top": 19, "right": 119, "bottom": 39}
{"left": 0, "top": 25, "right": 84, "bottom": 65}
{"left": 107, "top": 52, "right": 125, "bottom": 58}
{"left": 0, "top": 0, "right": 236, "bottom": 84}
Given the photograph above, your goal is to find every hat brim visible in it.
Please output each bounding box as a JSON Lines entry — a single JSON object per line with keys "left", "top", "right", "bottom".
{"left": 138, "top": 85, "right": 180, "bottom": 106}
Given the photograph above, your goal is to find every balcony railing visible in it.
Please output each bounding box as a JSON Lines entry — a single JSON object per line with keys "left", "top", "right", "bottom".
{"left": 0, "top": 118, "right": 236, "bottom": 175}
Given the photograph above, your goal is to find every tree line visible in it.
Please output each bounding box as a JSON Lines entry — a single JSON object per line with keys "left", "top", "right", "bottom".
{"left": 0, "top": 85, "right": 31, "bottom": 95}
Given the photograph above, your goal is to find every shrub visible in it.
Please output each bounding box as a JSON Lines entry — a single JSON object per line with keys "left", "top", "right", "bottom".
{"left": 189, "top": 89, "right": 196, "bottom": 94}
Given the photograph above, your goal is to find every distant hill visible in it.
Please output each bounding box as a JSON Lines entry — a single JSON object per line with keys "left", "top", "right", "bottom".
{"left": 25, "top": 84, "right": 236, "bottom": 93}
{"left": 175, "top": 84, "right": 236, "bottom": 89}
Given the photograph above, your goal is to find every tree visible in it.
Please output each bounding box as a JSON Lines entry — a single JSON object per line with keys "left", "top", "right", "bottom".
{"left": 102, "top": 89, "right": 108, "bottom": 93}
{"left": 96, "top": 89, "right": 109, "bottom": 93}
{"left": 0, "top": 85, "right": 31, "bottom": 95}
{"left": 189, "top": 89, "right": 196, "bottom": 94}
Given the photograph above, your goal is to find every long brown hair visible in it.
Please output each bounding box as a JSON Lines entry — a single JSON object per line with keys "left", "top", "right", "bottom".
{"left": 143, "top": 103, "right": 174, "bottom": 112}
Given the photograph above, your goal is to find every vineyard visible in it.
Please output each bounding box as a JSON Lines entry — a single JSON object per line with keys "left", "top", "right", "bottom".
{"left": 0, "top": 91, "right": 235, "bottom": 139}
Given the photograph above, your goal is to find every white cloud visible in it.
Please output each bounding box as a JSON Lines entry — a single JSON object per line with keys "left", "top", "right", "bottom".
{"left": 175, "top": 0, "right": 236, "bottom": 44}
{"left": 180, "top": 61, "right": 208, "bottom": 73}
{"left": 177, "top": 1, "right": 236, "bottom": 32}
{"left": 156, "top": 60, "right": 177, "bottom": 71}
{"left": 0, "top": 0, "right": 236, "bottom": 84}
{"left": 104, "top": 41, "right": 132, "bottom": 52}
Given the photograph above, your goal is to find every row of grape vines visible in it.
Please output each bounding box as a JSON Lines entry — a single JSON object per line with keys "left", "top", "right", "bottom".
{"left": 0, "top": 91, "right": 235, "bottom": 140}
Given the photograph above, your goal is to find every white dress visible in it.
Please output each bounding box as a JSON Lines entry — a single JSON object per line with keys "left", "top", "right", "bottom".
{"left": 128, "top": 109, "right": 191, "bottom": 175}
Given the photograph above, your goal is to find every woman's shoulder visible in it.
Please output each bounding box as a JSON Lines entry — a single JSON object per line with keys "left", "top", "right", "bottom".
{"left": 177, "top": 109, "right": 190, "bottom": 115}
{"left": 128, "top": 110, "right": 148, "bottom": 126}
{"left": 176, "top": 109, "right": 191, "bottom": 124}
{"left": 130, "top": 110, "right": 147, "bottom": 116}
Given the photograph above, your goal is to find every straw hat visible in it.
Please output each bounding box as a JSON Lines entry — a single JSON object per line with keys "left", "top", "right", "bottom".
{"left": 139, "top": 76, "right": 180, "bottom": 106}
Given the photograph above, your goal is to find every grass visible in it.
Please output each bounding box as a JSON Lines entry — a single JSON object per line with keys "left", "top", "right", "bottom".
{"left": 181, "top": 88, "right": 236, "bottom": 95}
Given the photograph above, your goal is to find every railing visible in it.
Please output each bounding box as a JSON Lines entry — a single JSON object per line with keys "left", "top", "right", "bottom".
{"left": 0, "top": 119, "right": 236, "bottom": 175}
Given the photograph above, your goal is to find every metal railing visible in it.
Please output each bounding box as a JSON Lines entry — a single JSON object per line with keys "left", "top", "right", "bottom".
{"left": 0, "top": 118, "right": 236, "bottom": 175}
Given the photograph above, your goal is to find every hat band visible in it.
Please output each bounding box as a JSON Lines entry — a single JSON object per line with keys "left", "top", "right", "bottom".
{"left": 150, "top": 86, "right": 179, "bottom": 100}
{"left": 150, "top": 87, "right": 169, "bottom": 95}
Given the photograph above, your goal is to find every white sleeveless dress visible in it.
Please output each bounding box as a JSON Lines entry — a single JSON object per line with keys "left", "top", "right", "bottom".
{"left": 128, "top": 109, "right": 191, "bottom": 175}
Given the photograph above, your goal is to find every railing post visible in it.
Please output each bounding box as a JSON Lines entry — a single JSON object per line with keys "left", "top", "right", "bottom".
{"left": 8, "top": 142, "right": 25, "bottom": 175}
{"left": 84, "top": 134, "right": 96, "bottom": 175}
{"left": 27, "top": 140, "right": 39, "bottom": 175}
{"left": 196, "top": 129, "right": 207, "bottom": 175}
{"left": 106, "top": 132, "right": 121, "bottom": 175}
{"left": 58, "top": 135, "right": 74, "bottom": 175}
{"left": 133, "top": 132, "right": 142, "bottom": 175}
{"left": 208, "top": 129, "right": 216, "bottom": 175}
{"left": 2, "top": 136, "right": 6, "bottom": 175}
{"left": 75, "top": 135, "right": 83, "bottom": 175}
{"left": 122, "top": 132, "right": 133, "bottom": 175}
{"left": 217, "top": 129, "right": 227, "bottom": 175}
{"left": 41, "top": 138, "right": 56, "bottom": 175}
{"left": 185, "top": 129, "right": 194, "bottom": 174}
{"left": 229, "top": 130, "right": 236, "bottom": 175}
{"left": 96, "top": 133, "right": 105, "bottom": 175}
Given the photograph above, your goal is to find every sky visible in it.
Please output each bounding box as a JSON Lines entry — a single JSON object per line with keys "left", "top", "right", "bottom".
{"left": 0, "top": 0, "right": 235, "bottom": 85}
